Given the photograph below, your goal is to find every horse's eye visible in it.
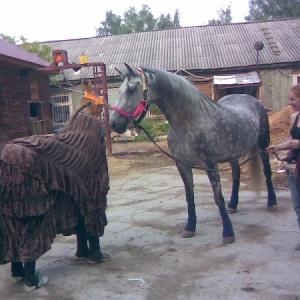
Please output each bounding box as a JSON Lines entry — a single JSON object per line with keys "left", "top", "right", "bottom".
{"left": 127, "top": 84, "right": 135, "bottom": 92}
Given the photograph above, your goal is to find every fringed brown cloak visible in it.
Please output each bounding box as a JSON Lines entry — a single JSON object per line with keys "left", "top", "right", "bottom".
{"left": 0, "top": 109, "right": 109, "bottom": 263}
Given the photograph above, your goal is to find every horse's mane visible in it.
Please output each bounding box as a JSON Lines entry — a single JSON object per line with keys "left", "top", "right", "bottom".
{"left": 144, "top": 68, "right": 217, "bottom": 111}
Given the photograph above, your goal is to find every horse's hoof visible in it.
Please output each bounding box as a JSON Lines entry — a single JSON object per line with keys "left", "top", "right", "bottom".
{"left": 227, "top": 207, "right": 237, "bottom": 214}
{"left": 223, "top": 236, "right": 235, "bottom": 244}
{"left": 182, "top": 230, "right": 195, "bottom": 238}
{"left": 268, "top": 205, "right": 277, "bottom": 212}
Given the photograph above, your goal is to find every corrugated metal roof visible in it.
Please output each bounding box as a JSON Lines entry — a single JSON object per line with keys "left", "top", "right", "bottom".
{"left": 0, "top": 38, "right": 50, "bottom": 67}
{"left": 41, "top": 18, "right": 300, "bottom": 78}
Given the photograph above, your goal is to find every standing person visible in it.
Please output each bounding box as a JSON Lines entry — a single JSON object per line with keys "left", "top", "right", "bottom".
{"left": 71, "top": 91, "right": 112, "bottom": 264}
{"left": 266, "top": 84, "right": 300, "bottom": 250}
{"left": 0, "top": 91, "right": 111, "bottom": 292}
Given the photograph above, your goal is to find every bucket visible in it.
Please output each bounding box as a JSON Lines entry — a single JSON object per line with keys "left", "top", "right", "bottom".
{"left": 80, "top": 53, "right": 88, "bottom": 64}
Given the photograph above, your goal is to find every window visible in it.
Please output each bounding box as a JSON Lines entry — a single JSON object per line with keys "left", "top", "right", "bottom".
{"left": 293, "top": 74, "right": 300, "bottom": 85}
{"left": 28, "top": 102, "right": 43, "bottom": 121}
{"left": 30, "top": 83, "right": 39, "bottom": 101}
{"left": 51, "top": 92, "right": 72, "bottom": 132}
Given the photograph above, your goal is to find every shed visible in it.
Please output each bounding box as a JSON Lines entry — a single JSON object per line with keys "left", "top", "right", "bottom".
{"left": 0, "top": 39, "right": 53, "bottom": 144}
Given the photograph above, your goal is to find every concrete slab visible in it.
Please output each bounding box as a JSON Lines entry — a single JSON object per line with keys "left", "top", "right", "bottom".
{"left": 1, "top": 165, "right": 300, "bottom": 300}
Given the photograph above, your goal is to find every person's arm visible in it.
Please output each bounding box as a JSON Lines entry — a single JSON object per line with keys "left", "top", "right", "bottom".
{"left": 266, "top": 112, "right": 300, "bottom": 154}
{"left": 266, "top": 140, "right": 300, "bottom": 154}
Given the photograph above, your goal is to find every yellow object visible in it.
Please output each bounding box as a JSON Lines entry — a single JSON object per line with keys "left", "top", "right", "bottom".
{"left": 80, "top": 52, "right": 88, "bottom": 64}
{"left": 141, "top": 72, "right": 147, "bottom": 92}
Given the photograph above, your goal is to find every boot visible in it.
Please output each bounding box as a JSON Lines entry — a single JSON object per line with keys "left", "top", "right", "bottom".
{"left": 75, "top": 233, "right": 89, "bottom": 260}
{"left": 75, "top": 217, "right": 89, "bottom": 260}
{"left": 23, "top": 261, "right": 48, "bottom": 293}
{"left": 87, "top": 235, "right": 111, "bottom": 264}
{"left": 11, "top": 262, "right": 24, "bottom": 282}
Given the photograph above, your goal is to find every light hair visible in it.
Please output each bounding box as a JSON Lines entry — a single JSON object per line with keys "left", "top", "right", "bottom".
{"left": 290, "top": 84, "right": 300, "bottom": 98}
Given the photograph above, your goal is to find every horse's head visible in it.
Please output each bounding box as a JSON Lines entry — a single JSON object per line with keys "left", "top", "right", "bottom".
{"left": 110, "top": 63, "right": 149, "bottom": 134}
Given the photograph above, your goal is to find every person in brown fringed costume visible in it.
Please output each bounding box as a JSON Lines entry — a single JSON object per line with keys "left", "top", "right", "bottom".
{"left": 0, "top": 92, "right": 111, "bottom": 292}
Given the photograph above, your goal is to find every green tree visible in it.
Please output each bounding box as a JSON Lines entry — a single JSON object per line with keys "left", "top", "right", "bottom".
{"left": 123, "top": 5, "right": 156, "bottom": 32}
{"left": 245, "top": 0, "right": 300, "bottom": 21}
{"left": 0, "top": 34, "right": 52, "bottom": 62}
{"left": 154, "top": 8, "right": 181, "bottom": 30}
{"left": 173, "top": 9, "right": 181, "bottom": 28}
{"left": 208, "top": 5, "right": 232, "bottom": 25}
{"left": 97, "top": 5, "right": 181, "bottom": 36}
{"left": 97, "top": 11, "right": 124, "bottom": 36}
{"left": 156, "top": 13, "right": 174, "bottom": 30}
{"left": 19, "top": 37, "right": 52, "bottom": 62}
{"left": 0, "top": 33, "right": 16, "bottom": 44}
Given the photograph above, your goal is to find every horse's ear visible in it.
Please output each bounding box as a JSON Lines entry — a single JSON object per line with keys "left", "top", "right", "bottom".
{"left": 115, "top": 68, "right": 127, "bottom": 80}
{"left": 115, "top": 68, "right": 122, "bottom": 75}
{"left": 124, "top": 63, "right": 135, "bottom": 77}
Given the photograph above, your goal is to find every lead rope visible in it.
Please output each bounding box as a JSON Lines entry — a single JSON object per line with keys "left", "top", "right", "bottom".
{"left": 272, "top": 152, "right": 287, "bottom": 162}
{"left": 133, "top": 121, "right": 265, "bottom": 172}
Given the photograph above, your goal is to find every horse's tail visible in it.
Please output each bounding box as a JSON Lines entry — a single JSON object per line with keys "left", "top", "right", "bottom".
{"left": 247, "top": 145, "right": 264, "bottom": 194}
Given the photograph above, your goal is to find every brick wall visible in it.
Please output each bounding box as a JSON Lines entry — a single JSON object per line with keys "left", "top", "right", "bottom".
{"left": 0, "top": 65, "right": 52, "bottom": 143}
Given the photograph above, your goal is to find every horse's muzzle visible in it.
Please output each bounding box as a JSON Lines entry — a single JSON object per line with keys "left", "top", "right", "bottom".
{"left": 109, "top": 120, "right": 127, "bottom": 134}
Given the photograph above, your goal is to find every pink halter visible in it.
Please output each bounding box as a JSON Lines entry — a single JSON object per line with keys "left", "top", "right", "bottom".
{"left": 112, "top": 68, "right": 149, "bottom": 119}
{"left": 112, "top": 100, "right": 148, "bottom": 119}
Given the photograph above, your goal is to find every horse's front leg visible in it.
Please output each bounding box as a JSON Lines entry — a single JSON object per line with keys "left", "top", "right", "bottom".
{"left": 227, "top": 159, "right": 240, "bottom": 214}
{"left": 206, "top": 169, "right": 235, "bottom": 244}
{"left": 176, "top": 162, "right": 197, "bottom": 238}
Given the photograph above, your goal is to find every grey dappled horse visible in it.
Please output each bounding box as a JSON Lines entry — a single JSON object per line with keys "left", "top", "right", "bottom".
{"left": 109, "top": 64, "right": 277, "bottom": 244}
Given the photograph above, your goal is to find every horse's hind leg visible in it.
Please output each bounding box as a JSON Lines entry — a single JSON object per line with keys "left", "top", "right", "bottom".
{"left": 227, "top": 160, "right": 240, "bottom": 214}
{"left": 176, "top": 163, "right": 197, "bottom": 238}
{"left": 260, "top": 150, "right": 277, "bottom": 211}
{"left": 206, "top": 169, "right": 235, "bottom": 244}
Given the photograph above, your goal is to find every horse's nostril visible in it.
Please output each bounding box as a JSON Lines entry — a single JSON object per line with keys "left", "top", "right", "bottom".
{"left": 110, "top": 121, "right": 116, "bottom": 130}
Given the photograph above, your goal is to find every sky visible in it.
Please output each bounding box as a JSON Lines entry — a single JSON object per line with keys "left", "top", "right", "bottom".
{"left": 1, "top": 0, "right": 250, "bottom": 42}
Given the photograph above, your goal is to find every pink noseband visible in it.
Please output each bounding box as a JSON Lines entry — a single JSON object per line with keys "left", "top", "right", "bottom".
{"left": 112, "top": 100, "right": 148, "bottom": 119}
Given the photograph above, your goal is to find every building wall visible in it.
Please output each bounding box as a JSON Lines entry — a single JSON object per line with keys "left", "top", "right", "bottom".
{"left": 192, "top": 81, "right": 214, "bottom": 99}
{"left": 259, "top": 69, "right": 294, "bottom": 110}
{"left": 192, "top": 68, "right": 298, "bottom": 110}
{"left": 0, "top": 65, "right": 52, "bottom": 144}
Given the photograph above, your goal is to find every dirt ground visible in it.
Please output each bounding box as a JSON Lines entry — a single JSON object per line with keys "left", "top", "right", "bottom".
{"left": 265, "top": 106, "right": 293, "bottom": 188}
{"left": 108, "top": 140, "right": 173, "bottom": 180}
